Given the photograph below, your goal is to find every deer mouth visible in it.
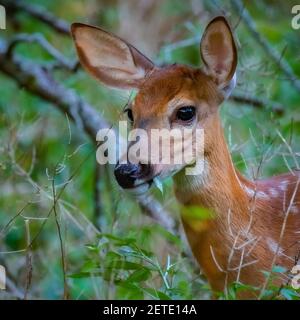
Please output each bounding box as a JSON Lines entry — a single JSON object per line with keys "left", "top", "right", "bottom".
{"left": 124, "top": 179, "right": 154, "bottom": 195}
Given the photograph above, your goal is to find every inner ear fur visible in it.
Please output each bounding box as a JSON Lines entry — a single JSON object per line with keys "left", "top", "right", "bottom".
{"left": 200, "top": 16, "right": 237, "bottom": 88}
{"left": 71, "top": 23, "right": 155, "bottom": 89}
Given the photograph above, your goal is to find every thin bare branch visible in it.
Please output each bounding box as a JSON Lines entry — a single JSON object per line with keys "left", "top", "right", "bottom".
{"left": 230, "top": 92, "right": 284, "bottom": 115}
{"left": 3, "top": 0, "right": 69, "bottom": 35}
{"left": 23, "top": 219, "right": 32, "bottom": 300}
{"left": 6, "top": 33, "right": 77, "bottom": 71}
{"left": 51, "top": 172, "right": 69, "bottom": 300}
{"left": 231, "top": 0, "right": 300, "bottom": 94}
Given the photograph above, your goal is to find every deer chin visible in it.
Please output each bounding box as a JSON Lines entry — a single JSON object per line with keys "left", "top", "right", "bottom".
{"left": 124, "top": 179, "right": 154, "bottom": 196}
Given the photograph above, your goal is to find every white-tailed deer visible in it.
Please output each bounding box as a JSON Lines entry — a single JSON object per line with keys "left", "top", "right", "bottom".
{"left": 71, "top": 17, "right": 300, "bottom": 298}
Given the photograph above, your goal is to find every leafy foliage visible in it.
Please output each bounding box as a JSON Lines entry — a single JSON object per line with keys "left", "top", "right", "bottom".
{"left": 0, "top": 0, "right": 299, "bottom": 300}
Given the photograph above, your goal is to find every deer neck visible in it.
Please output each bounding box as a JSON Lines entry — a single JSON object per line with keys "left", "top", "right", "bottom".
{"left": 173, "top": 115, "right": 255, "bottom": 290}
{"left": 173, "top": 114, "right": 251, "bottom": 219}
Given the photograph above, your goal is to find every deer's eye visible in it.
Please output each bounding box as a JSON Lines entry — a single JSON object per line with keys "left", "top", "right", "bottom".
{"left": 176, "top": 106, "right": 196, "bottom": 122}
{"left": 125, "top": 109, "right": 134, "bottom": 122}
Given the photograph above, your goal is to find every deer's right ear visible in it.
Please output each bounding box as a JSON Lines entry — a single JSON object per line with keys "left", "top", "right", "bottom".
{"left": 71, "top": 23, "right": 155, "bottom": 89}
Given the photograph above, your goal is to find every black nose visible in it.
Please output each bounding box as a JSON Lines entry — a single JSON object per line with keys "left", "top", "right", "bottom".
{"left": 114, "top": 163, "right": 150, "bottom": 189}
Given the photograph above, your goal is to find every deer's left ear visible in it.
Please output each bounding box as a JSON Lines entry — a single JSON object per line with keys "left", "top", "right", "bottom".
{"left": 200, "top": 16, "right": 237, "bottom": 98}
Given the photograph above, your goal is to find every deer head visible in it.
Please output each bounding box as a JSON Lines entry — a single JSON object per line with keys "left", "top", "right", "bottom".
{"left": 71, "top": 16, "right": 237, "bottom": 194}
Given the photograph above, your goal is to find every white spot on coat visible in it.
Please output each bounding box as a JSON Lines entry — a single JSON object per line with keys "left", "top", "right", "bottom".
{"left": 279, "top": 180, "right": 289, "bottom": 192}
{"left": 257, "top": 191, "right": 269, "bottom": 200}
{"left": 244, "top": 186, "right": 269, "bottom": 200}
{"left": 269, "top": 188, "right": 279, "bottom": 197}
{"left": 266, "top": 237, "right": 283, "bottom": 255}
{"left": 244, "top": 186, "right": 255, "bottom": 197}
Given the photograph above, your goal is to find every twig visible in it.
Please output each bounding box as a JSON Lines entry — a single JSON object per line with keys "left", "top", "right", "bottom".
{"left": 28, "top": 150, "right": 98, "bottom": 248}
{"left": 6, "top": 33, "right": 77, "bottom": 71}
{"left": 0, "top": 203, "right": 30, "bottom": 239}
{"left": 51, "top": 171, "right": 69, "bottom": 300}
{"left": 209, "top": 245, "right": 225, "bottom": 273}
{"left": 3, "top": 0, "right": 70, "bottom": 35}
{"left": 94, "top": 164, "right": 104, "bottom": 228}
{"left": 23, "top": 219, "right": 32, "bottom": 300}
{"left": 229, "top": 92, "right": 284, "bottom": 115}
{"left": 276, "top": 129, "right": 300, "bottom": 170}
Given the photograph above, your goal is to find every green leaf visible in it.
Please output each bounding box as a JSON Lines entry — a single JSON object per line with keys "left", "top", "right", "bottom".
{"left": 142, "top": 288, "right": 171, "bottom": 300}
{"left": 232, "top": 281, "right": 258, "bottom": 292}
{"left": 150, "top": 224, "right": 181, "bottom": 246}
{"left": 118, "top": 246, "right": 153, "bottom": 259}
{"left": 153, "top": 177, "right": 164, "bottom": 194}
{"left": 105, "top": 260, "right": 143, "bottom": 270}
{"left": 68, "top": 272, "right": 102, "bottom": 279}
{"left": 116, "top": 281, "right": 144, "bottom": 299}
{"left": 80, "top": 260, "right": 98, "bottom": 272}
{"left": 98, "top": 233, "right": 137, "bottom": 245}
{"left": 127, "top": 268, "right": 152, "bottom": 283}
{"left": 272, "top": 265, "right": 287, "bottom": 273}
{"left": 280, "top": 288, "right": 300, "bottom": 300}
{"left": 85, "top": 244, "right": 99, "bottom": 252}
{"left": 181, "top": 205, "right": 215, "bottom": 220}
{"left": 105, "top": 251, "right": 122, "bottom": 261}
{"left": 259, "top": 289, "right": 274, "bottom": 299}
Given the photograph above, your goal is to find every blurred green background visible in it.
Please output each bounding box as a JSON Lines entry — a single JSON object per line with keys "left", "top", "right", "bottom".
{"left": 0, "top": 0, "right": 299, "bottom": 299}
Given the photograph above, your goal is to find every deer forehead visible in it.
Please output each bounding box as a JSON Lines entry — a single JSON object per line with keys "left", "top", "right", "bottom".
{"left": 132, "top": 65, "right": 220, "bottom": 118}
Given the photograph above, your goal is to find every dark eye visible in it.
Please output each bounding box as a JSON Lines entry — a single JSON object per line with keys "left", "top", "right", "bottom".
{"left": 125, "top": 109, "right": 134, "bottom": 122}
{"left": 176, "top": 106, "right": 196, "bottom": 122}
